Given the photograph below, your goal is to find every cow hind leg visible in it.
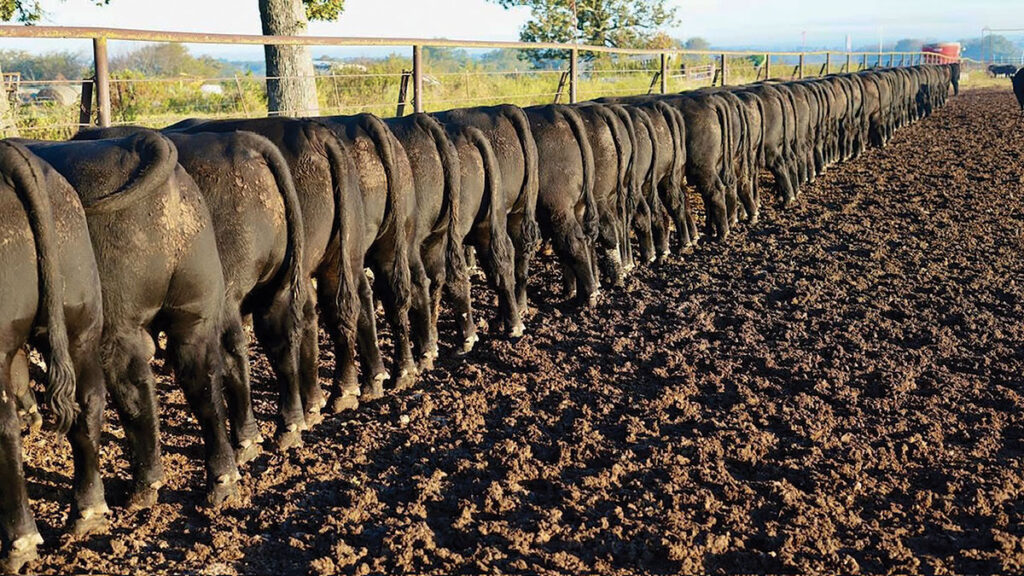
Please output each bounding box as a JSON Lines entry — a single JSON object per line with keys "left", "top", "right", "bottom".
{"left": 251, "top": 299, "right": 307, "bottom": 453}
{"left": 10, "top": 350, "right": 40, "bottom": 434}
{"left": 370, "top": 249, "right": 418, "bottom": 393}
{"left": 220, "top": 311, "right": 263, "bottom": 464}
{"left": 164, "top": 317, "right": 239, "bottom": 508}
{"left": 67, "top": 339, "right": 109, "bottom": 536}
{"left": 551, "top": 217, "right": 600, "bottom": 306}
{"left": 0, "top": 351, "right": 42, "bottom": 574}
{"left": 472, "top": 227, "right": 522, "bottom": 341}
{"left": 407, "top": 249, "right": 437, "bottom": 372}
{"left": 102, "top": 330, "right": 164, "bottom": 510}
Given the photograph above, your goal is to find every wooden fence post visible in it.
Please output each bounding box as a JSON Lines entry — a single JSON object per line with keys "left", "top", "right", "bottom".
{"left": 412, "top": 45, "right": 423, "bottom": 113}
{"left": 660, "top": 52, "right": 668, "bottom": 94}
{"left": 720, "top": 53, "right": 727, "bottom": 86}
{"left": 569, "top": 47, "right": 578, "bottom": 103}
{"left": 798, "top": 53, "right": 804, "bottom": 78}
{"left": 78, "top": 79, "right": 93, "bottom": 128}
{"left": 825, "top": 52, "right": 831, "bottom": 75}
{"left": 92, "top": 36, "right": 110, "bottom": 127}
{"left": 765, "top": 53, "right": 771, "bottom": 79}
{"left": 846, "top": 53, "right": 851, "bottom": 73}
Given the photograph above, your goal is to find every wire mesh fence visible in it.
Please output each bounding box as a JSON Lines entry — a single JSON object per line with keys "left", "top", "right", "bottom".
{"left": 0, "top": 26, "right": 964, "bottom": 140}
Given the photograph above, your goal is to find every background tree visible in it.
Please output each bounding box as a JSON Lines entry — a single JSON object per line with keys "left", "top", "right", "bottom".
{"left": 0, "top": 49, "right": 85, "bottom": 80}
{"left": 0, "top": 0, "right": 109, "bottom": 23}
{"left": 259, "top": 0, "right": 343, "bottom": 116}
{"left": 894, "top": 38, "right": 926, "bottom": 53}
{"left": 490, "top": 0, "right": 677, "bottom": 67}
{"left": 683, "top": 37, "right": 711, "bottom": 51}
{"left": 960, "top": 34, "right": 1022, "bottom": 62}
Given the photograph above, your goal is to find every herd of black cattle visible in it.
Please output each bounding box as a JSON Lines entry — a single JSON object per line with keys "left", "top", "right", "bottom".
{"left": 0, "top": 62, "right": 958, "bottom": 571}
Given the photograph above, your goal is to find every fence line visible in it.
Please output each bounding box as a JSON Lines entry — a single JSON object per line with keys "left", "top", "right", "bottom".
{"left": 0, "top": 25, "right": 965, "bottom": 130}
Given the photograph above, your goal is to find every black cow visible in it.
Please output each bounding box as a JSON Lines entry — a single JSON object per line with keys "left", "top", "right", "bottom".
{"left": 524, "top": 104, "right": 601, "bottom": 305}
{"left": 1014, "top": 68, "right": 1024, "bottom": 111}
{"left": 165, "top": 118, "right": 371, "bottom": 415}
{"left": 73, "top": 126, "right": 310, "bottom": 454}
{"left": 312, "top": 114, "right": 419, "bottom": 392}
{"left": 0, "top": 141, "right": 106, "bottom": 572}
{"left": 989, "top": 64, "right": 1018, "bottom": 78}
{"left": 25, "top": 131, "right": 241, "bottom": 511}
{"left": 433, "top": 105, "right": 542, "bottom": 315}
{"left": 386, "top": 114, "right": 525, "bottom": 353}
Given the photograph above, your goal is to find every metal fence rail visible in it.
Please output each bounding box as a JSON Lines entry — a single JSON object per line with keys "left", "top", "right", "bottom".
{"left": 0, "top": 25, "right": 964, "bottom": 130}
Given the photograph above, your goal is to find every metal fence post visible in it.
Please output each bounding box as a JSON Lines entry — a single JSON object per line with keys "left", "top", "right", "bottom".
{"left": 720, "top": 53, "right": 727, "bottom": 86}
{"left": 888, "top": 53, "right": 894, "bottom": 67}
{"left": 861, "top": 54, "right": 867, "bottom": 70}
{"left": 412, "top": 45, "right": 423, "bottom": 113}
{"left": 798, "top": 53, "right": 804, "bottom": 78}
{"left": 846, "top": 53, "right": 852, "bottom": 73}
{"left": 569, "top": 48, "right": 578, "bottom": 104}
{"left": 765, "top": 52, "right": 770, "bottom": 79}
{"left": 92, "top": 36, "right": 110, "bottom": 127}
{"left": 660, "top": 52, "right": 668, "bottom": 94}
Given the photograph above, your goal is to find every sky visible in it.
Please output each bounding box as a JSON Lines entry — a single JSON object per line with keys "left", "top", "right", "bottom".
{"left": 0, "top": 0, "right": 1020, "bottom": 58}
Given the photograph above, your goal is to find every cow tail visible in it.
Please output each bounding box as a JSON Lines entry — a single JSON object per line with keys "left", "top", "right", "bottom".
{"left": 249, "top": 131, "right": 307, "bottom": 336}
{"left": 466, "top": 126, "right": 514, "bottom": 282}
{"left": 83, "top": 130, "right": 178, "bottom": 214}
{"left": 593, "top": 105, "right": 631, "bottom": 223}
{"left": 656, "top": 101, "right": 685, "bottom": 191}
{"left": 558, "top": 105, "right": 598, "bottom": 241}
{"left": 609, "top": 105, "right": 639, "bottom": 215}
{"left": 356, "top": 113, "right": 411, "bottom": 314}
{"left": 499, "top": 104, "right": 542, "bottom": 253}
{"left": 415, "top": 113, "right": 468, "bottom": 294}
{"left": 0, "top": 141, "right": 79, "bottom": 433}
{"left": 633, "top": 108, "right": 663, "bottom": 216}
{"left": 321, "top": 132, "right": 359, "bottom": 344}
{"left": 714, "top": 100, "right": 736, "bottom": 190}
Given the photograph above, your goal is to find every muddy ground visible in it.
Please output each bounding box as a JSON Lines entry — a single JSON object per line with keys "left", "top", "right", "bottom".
{"left": 18, "top": 87, "right": 1024, "bottom": 575}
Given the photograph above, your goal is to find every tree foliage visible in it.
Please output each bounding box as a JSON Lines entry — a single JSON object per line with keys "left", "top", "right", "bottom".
{"left": 960, "top": 34, "right": 1021, "bottom": 62}
{"left": 111, "top": 43, "right": 235, "bottom": 77}
{"left": 683, "top": 37, "right": 711, "bottom": 51}
{"left": 0, "top": 49, "right": 84, "bottom": 79}
{"left": 893, "top": 38, "right": 925, "bottom": 53}
{"left": 0, "top": 0, "right": 109, "bottom": 24}
{"left": 490, "top": 0, "right": 677, "bottom": 66}
{"left": 304, "top": 0, "right": 344, "bottom": 20}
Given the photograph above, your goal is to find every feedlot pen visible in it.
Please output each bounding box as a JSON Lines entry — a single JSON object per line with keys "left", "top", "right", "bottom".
{"left": 18, "top": 87, "right": 1024, "bottom": 575}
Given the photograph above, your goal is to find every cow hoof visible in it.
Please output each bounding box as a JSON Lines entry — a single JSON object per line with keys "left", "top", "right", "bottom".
{"left": 330, "top": 393, "right": 360, "bottom": 413}
{"left": 418, "top": 349, "right": 437, "bottom": 372}
{"left": 509, "top": 322, "right": 526, "bottom": 339}
{"left": 128, "top": 481, "right": 163, "bottom": 511}
{"left": 305, "top": 407, "right": 324, "bottom": 429}
{"left": 586, "top": 290, "right": 601, "bottom": 307}
{"left": 394, "top": 369, "right": 417, "bottom": 392}
{"left": 18, "top": 406, "right": 42, "bottom": 436}
{"left": 276, "top": 424, "right": 303, "bottom": 452}
{"left": 460, "top": 333, "right": 480, "bottom": 354}
{"left": 362, "top": 373, "right": 388, "bottom": 402}
{"left": 235, "top": 435, "right": 264, "bottom": 466}
{"left": 72, "top": 503, "right": 111, "bottom": 536}
{"left": 206, "top": 471, "right": 241, "bottom": 508}
{"left": 3, "top": 533, "right": 42, "bottom": 574}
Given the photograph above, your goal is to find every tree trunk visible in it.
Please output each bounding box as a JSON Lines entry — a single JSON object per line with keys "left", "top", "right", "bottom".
{"left": 0, "top": 63, "right": 18, "bottom": 137}
{"left": 259, "top": 0, "right": 319, "bottom": 116}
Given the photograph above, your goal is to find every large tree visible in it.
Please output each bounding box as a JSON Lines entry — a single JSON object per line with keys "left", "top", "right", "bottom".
{"left": 961, "top": 34, "right": 1021, "bottom": 63}
{"left": 490, "top": 0, "right": 677, "bottom": 66}
{"left": 0, "top": 0, "right": 108, "bottom": 23}
{"left": 259, "top": 0, "right": 343, "bottom": 116}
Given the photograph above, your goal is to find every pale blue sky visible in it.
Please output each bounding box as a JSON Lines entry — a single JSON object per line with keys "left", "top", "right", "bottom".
{"left": 2, "top": 0, "right": 1020, "bottom": 57}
